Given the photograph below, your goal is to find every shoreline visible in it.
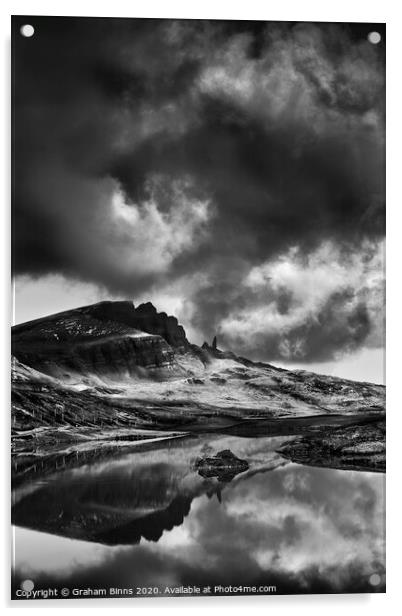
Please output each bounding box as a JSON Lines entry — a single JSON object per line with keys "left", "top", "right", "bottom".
{"left": 12, "top": 411, "right": 385, "bottom": 486}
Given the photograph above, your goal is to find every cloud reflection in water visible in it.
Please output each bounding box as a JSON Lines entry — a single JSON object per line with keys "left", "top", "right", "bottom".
{"left": 13, "top": 460, "right": 385, "bottom": 595}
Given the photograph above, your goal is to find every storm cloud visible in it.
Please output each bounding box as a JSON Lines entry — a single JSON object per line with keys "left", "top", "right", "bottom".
{"left": 12, "top": 17, "right": 385, "bottom": 362}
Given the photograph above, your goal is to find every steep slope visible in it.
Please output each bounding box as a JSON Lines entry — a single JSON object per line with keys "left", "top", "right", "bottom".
{"left": 12, "top": 301, "right": 192, "bottom": 385}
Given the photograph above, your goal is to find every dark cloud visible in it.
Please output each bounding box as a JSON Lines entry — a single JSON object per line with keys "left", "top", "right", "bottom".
{"left": 12, "top": 17, "right": 385, "bottom": 361}
{"left": 218, "top": 289, "right": 371, "bottom": 363}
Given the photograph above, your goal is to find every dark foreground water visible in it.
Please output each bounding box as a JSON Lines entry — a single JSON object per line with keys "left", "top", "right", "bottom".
{"left": 12, "top": 433, "right": 385, "bottom": 599}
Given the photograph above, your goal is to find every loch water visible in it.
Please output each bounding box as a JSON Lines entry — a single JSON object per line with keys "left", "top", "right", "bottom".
{"left": 12, "top": 433, "right": 385, "bottom": 598}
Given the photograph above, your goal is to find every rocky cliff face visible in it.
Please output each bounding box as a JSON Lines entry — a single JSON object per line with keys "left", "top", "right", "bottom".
{"left": 77, "top": 301, "right": 189, "bottom": 349}
{"left": 12, "top": 301, "right": 187, "bottom": 383}
{"left": 114, "top": 301, "right": 189, "bottom": 349}
{"left": 11, "top": 300, "right": 386, "bottom": 443}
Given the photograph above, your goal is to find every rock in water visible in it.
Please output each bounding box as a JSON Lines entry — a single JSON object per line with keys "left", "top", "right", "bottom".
{"left": 194, "top": 449, "right": 249, "bottom": 482}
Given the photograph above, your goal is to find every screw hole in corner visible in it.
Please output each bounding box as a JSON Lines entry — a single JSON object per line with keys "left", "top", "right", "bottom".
{"left": 368, "top": 31, "right": 381, "bottom": 45}
{"left": 20, "top": 24, "right": 35, "bottom": 38}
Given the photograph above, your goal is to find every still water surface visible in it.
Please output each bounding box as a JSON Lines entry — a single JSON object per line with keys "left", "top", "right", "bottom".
{"left": 12, "top": 434, "right": 385, "bottom": 596}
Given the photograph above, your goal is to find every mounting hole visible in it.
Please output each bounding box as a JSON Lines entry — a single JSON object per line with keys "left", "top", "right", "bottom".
{"left": 21, "top": 579, "right": 34, "bottom": 592}
{"left": 369, "top": 573, "right": 381, "bottom": 586}
{"left": 20, "top": 24, "right": 35, "bottom": 38}
{"left": 368, "top": 31, "right": 381, "bottom": 45}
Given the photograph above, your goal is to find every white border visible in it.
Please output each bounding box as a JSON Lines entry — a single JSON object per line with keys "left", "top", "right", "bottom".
{"left": 1, "top": 1, "right": 400, "bottom": 614}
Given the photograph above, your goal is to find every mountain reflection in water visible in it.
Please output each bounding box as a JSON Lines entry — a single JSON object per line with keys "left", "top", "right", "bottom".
{"left": 12, "top": 434, "right": 385, "bottom": 595}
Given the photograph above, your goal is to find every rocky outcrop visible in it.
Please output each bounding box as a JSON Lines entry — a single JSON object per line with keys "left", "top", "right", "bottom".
{"left": 194, "top": 449, "right": 249, "bottom": 482}
{"left": 277, "top": 418, "right": 385, "bottom": 472}
{"left": 79, "top": 301, "right": 189, "bottom": 349}
{"left": 128, "top": 302, "right": 189, "bottom": 349}
{"left": 201, "top": 339, "right": 250, "bottom": 364}
{"left": 13, "top": 332, "right": 176, "bottom": 382}
{"left": 11, "top": 301, "right": 189, "bottom": 382}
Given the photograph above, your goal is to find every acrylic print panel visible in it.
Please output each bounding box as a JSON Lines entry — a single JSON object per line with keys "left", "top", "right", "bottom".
{"left": 11, "top": 16, "right": 385, "bottom": 600}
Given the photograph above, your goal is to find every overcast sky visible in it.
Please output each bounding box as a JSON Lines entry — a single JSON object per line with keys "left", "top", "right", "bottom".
{"left": 12, "top": 17, "right": 385, "bottom": 383}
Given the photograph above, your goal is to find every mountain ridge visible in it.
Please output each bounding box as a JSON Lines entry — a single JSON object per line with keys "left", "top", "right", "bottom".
{"left": 12, "top": 300, "right": 190, "bottom": 347}
{"left": 11, "top": 300, "right": 385, "bottom": 463}
{"left": 12, "top": 300, "right": 194, "bottom": 383}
